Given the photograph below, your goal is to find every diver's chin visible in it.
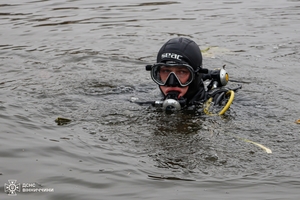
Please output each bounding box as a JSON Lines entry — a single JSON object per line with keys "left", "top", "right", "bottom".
{"left": 159, "top": 86, "right": 188, "bottom": 99}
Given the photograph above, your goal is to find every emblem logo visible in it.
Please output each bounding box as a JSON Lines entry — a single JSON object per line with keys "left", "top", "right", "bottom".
{"left": 4, "top": 180, "right": 21, "bottom": 196}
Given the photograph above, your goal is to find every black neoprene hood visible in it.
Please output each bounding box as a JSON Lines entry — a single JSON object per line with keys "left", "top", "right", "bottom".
{"left": 156, "top": 37, "right": 203, "bottom": 70}
{"left": 155, "top": 37, "right": 204, "bottom": 103}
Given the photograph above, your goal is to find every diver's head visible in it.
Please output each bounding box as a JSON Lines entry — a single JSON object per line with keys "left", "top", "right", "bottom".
{"left": 149, "top": 37, "right": 203, "bottom": 102}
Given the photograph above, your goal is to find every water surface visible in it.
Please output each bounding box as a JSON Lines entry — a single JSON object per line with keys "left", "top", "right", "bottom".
{"left": 0, "top": 0, "right": 300, "bottom": 199}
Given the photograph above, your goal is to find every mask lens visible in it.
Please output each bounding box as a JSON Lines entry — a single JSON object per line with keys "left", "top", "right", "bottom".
{"left": 151, "top": 63, "right": 194, "bottom": 87}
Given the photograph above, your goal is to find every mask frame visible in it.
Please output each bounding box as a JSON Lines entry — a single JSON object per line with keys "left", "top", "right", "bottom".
{"left": 149, "top": 63, "right": 195, "bottom": 87}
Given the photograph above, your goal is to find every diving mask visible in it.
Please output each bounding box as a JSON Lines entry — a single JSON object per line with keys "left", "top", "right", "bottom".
{"left": 146, "top": 63, "right": 195, "bottom": 87}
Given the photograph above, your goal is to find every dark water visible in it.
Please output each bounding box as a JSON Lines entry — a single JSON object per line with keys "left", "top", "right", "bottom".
{"left": 1, "top": 0, "right": 300, "bottom": 199}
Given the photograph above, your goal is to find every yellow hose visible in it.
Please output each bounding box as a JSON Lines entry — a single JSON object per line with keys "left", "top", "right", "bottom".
{"left": 203, "top": 97, "right": 213, "bottom": 115}
{"left": 218, "top": 90, "right": 234, "bottom": 115}
{"left": 203, "top": 90, "right": 235, "bottom": 115}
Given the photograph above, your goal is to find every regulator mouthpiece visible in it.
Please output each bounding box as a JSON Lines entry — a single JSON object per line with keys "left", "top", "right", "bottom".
{"left": 162, "top": 99, "right": 181, "bottom": 111}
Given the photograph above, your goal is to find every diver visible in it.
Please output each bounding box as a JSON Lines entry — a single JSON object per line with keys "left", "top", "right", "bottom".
{"left": 133, "top": 37, "right": 241, "bottom": 114}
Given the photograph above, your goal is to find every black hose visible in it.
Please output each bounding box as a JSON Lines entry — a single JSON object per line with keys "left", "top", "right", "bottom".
{"left": 214, "top": 92, "right": 225, "bottom": 105}
{"left": 133, "top": 101, "right": 156, "bottom": 106}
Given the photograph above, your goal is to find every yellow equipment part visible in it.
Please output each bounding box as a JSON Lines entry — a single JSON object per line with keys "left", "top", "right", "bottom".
{"left": 203, "top": 90, "right": 234, "bottom": 116}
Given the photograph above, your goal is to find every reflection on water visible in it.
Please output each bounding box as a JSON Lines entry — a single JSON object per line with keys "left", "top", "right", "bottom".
{"left": 1, "top": 0, "right": 300, "bottom": 199}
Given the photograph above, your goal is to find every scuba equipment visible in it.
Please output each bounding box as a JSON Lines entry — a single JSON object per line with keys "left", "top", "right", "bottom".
{"left": 202, "top": 65, "right": 241, "bottom": 115}
{"left": 147, "top": 63, "right": 195, "bottom": 87}
{"left": 162, "top": 91, "right": 186, "bottom": 111}
{"left": 132, "top": 65, "right": 242, "bottom": 115}
{"left": 131, "top": 91, "right": 186, "bottom": 111}
{"left": 202, "top": 65, "right": 229, "bottom": 89}
{"left": 131, "top": 37, "right": 241, "bottom": 115}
